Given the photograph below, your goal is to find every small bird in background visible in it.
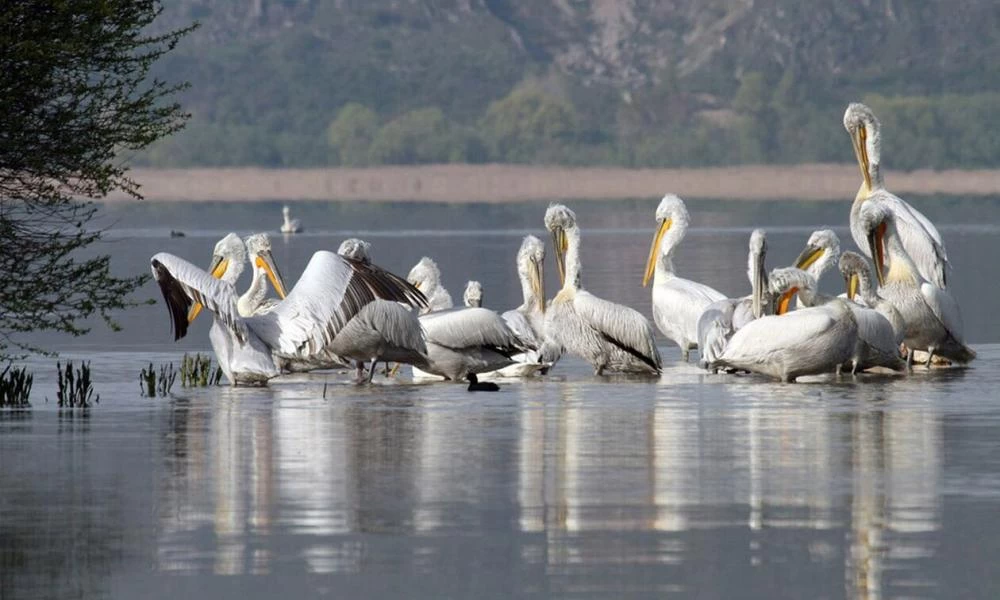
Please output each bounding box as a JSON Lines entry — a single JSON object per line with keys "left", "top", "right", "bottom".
{"left": 280, "top": 205, "right": 303, "bottom": 234}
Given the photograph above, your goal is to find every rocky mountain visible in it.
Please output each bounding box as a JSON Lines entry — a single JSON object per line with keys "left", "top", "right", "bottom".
{"left": 147, "top": 0, "right": 1000, "bottom": 167}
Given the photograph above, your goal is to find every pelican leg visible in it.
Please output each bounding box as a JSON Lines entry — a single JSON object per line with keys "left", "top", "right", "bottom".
{"left": 368, "top": 361, "right": 379, "bottom": 383}
{"left": 925, "top": 347, "right": 936, "bottom": 368}
{"left": 383, "top": 362, "right": 393, "bottom": 377}
{"left": 906, "top": 350, "right": 914, "bottom": 371}
{"left": 354, "top": 361, "right": 366, "bottom": 384}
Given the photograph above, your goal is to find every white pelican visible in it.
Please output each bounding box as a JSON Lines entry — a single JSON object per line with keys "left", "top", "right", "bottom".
{"left": 643, "top": 194, "right": 726, "bottom": 361}
{"left": 237, "top": 233, "right": 285, "bottom": 316}
{"left": 463, "top": 280, "right": 483, "bottom": 308}
{"left": 330, "top": 238, "right": 429, "bottom": 381}
{"left": 544, "top": 204, "right": 661, "bottom": 375}
{"left": 793, "top": 229, "right": 840, "bottom": 285}
{"left": 407, "top": 257, "right": 453, "bottom": 313}
{"left": 416, "top": 307, "right": 526, "bottom": 381}
{"left": 152, "top": 240, "right": 424, "bottom": 385}
{"left": 859, "top": 198, "right": 974, "bottom": 366}
{"left": 837, "top": 251, "right": 906, "bottom": 373}
{"left": 490, "top": 235, "right": 550, "bottom": 377}
{"left": 716, "top": 268, "right": 857, "bottom": 382}
{"left": 844, "top": 102, "right": 948, "bottom": 288}
{"left": 697, "top": 229, "right": 770, "bottom": 371}
{"left": 280, "top": 205, "right": 302, "bottom": 234}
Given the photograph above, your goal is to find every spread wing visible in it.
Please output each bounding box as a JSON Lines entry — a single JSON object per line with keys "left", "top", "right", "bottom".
{"left": 249, "top": 251, "right": 426, "bottom": 357}
{"left": 150, "top": 253, "right": 245, "bottom": 343}
{"left": 421, "top": 307, "right": 523, "bottom": 355}
{"left": 576, "top": 291, "right": 661, "bottom": 370}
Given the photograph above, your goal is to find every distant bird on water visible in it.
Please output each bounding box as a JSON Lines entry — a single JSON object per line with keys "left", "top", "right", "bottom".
{"left": 280, "top": 205, "right": 303, "bottom": 234}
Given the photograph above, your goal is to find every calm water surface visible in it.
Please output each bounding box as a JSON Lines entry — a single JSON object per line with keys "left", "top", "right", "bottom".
{"left": 3, "top": 197, "right": 1000, "bottom": 598}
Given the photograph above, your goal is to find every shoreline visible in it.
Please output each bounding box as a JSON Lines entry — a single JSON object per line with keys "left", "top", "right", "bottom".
{"left": 103, "top": 164, "right": 1000, "bottom": 203}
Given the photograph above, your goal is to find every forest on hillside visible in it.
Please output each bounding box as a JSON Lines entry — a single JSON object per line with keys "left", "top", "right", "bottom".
{"left": 142, "top": 0, "right": 1000, "bottom": 171}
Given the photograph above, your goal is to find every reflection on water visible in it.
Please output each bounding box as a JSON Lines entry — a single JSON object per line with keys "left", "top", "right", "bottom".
{"left": 13, "top": 353, "right": 984, "bottom": 598}
{"left": 5, "top": 195, "right": 1000, "bottom": 597}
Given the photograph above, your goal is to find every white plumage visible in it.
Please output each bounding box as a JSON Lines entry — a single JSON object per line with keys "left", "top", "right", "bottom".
{"left": 643, "top": 194, "right": 726, "bottom": 361}
{"left": 416, "top": 307, "right": 525, "bottom": 381}
{"left": 717, "top": 268, "right": 858, "bottom": 382}
{"left": 844, "top": 102, "right": 948, "bottom": 289}
{"left": 544, "top": 204, "right": 661, "bottom": 375}
{"left": 463, "top": 280, "right": 483, "bottom": 308}
{"left": 280, "top": 205, "right": 302, "bottom": 234}
{"left": 490, "top": 235, "right": 550, "bottom": 378}
{"left": 407, "top": 256, "right": 453, "bottom": 313}
{"left": 152, "top": 238, "right": 425, "bottom": 385}
{"left": 857, "top": 200, "right": 974, "bottom": 366}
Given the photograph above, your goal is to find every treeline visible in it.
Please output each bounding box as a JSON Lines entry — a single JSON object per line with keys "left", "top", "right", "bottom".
{"left": 141, "top": 76, "right": 1000, "bottom": 171}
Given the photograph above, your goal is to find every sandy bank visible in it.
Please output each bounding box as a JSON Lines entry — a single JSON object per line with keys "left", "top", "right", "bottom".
{"left": 104, "top": 164, "right": 1000, "bottom": 203}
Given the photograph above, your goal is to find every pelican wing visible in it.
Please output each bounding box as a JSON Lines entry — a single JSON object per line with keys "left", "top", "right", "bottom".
{"left": 723, "top": 308, "right": 838, "bottom": 366}
{"left": 873, "top": 190, "right": 949, "bottom": 287}
{"left": 150, "top": 253, "right": 245, "bottom": 342}
{"left": 576, "top": 291, "right": 661, "bottom": 370}
{"left": 421, "top": 307, "right": 522, "bottom": 355}
{"left": 919, "top": 282, "right": 965, "bottom": 342}
{"left": 249, "top": 251, "right": 425, "bottom": 357}
{"left": 850, "top": 305, "right": 899, "bottom": 357}
{"left": 501, "top": 309, "right": 541, "bottom": 350}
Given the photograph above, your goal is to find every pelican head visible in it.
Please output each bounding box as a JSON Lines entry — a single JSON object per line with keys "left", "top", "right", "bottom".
{"left": 463, "top": 280, "right": 483, "bottom": 308}
{"left": 282, "top": 205, "right": 290, "bottom": 216}
{"left": 858, "top": 200, "right": 893, "bottom": 286}
{"left": 188, "top": 233, "right": 246, "bottom": 323}
{"left": 517, "top": 235, "right": 546, "bottom": 312}
{"left": 843, "top": 102, "right": 882, "bottom": 193}
{"left": 244, "top": 233, "right": 288, "bottom": 299}
{"left": 643, "top": 193, "right": 689, "bottom": 286}
{"left": 794, "top": 229, "right": 841, "bottom": 278}
{"left": 544, "top": 204, "right": 577, "bottom": 285}
{"left": 748, "top": 229, "right": 768, "bottom": 318}
{"left": 838, "top": 251, "right": 874, "bottom": 303}
{"left": 407, "top": 256, "right": 443, "bottom": 293}
{"left": 769, "top": 267, "right": 818, "bottom": 315}
{"left": 338, "top": 238, "right": 372, "bottom": 264}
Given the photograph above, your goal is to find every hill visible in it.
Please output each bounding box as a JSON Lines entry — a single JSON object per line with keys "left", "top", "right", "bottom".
{"left": 143, "top": 0, "right": 1000, "bottom": 170}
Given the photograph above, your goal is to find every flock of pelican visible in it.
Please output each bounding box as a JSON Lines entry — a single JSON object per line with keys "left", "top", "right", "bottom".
{"left": 151, "top": 102, "right": 975, "bottom": 385}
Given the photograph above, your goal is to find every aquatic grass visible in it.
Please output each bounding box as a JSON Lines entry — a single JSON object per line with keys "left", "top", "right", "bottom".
{"left": 56, "top": 361, "right": 99, "bottom": 408}
{"left": 140, "top": 362, "right": 177, "bottom": 398}
{"left": 0, "top": 363, "right": 33, "bottom": 408}
{"left": 180, "top": 353, "right": 223, "bottom": 387}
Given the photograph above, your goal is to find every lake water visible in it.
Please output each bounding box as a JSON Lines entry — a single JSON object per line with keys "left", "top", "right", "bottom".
{"left": 3, "top": 196, "right": 1000, "bottom": 598}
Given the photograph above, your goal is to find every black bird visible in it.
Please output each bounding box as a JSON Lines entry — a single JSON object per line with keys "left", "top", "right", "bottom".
{"left": 466, "top": 373, "right": 499, "bottom": 392}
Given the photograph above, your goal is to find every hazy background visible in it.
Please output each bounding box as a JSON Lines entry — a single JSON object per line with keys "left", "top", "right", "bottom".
{"left": 138, "top": 0, "right": 1000, "bottom": 171}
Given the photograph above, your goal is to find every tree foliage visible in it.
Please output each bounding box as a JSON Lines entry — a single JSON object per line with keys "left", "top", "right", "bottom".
{"left": 327, "top": 103, "right": 379, "bottom": 166}
{"left": 0, "top": 0, "right": 193, "bottom": 358}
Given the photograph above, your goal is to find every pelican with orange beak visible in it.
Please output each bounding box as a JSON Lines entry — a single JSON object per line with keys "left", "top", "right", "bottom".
{"left": 715, "top": 268, "right": 858, "bottom": 382}
{"left": 859, "top": 199, "right": 974, "bottom": 367}
{"left": 844, "top": 102, "right": 949, "bottom": 289}
{"left": 643, "top": 194, "right": 726, "bottom": 361}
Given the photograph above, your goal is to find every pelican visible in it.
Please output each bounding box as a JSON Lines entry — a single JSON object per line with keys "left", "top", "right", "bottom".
{"left": 837, "top": 251, "right": 906, "bottom": 373}
{"left": 793, "top": 229, "right": 841, "bottom": 285}
{"left": 697, "top": 229, "right": 770, "bottom": 371}
{"left": 463, "top": 280, "right": 483, "bottom": 308}
{"left": 643, "top": 194, "right": 726, "bottom": 361}
{"left": 489, "top": 235, "right": 551, "bottom": 377}
{"left": 328, "top": 238, "right": 429, "bottom": 381}
{"left": 407, "top": 257, "right": 453, "bottom": 313}
{"left": 237, "top": 233, "right": 285, "bottom": 316}
{"left": 416, "top": 307, "right": 526, "bottom": 381}
{"left": 844, "top": 102, "right": 948, "bottom": 288}
{"left": 152, "top": 239, "right": 424, "bottom": 385}
{"left": 544, "top": 204, "right": 661, "bottom": 375}
{"left": 716, "top": 268, "right": 858, "bottom": 382}
{"left": 859, "top": 198, "right": 974, "bottom": 366}
{"left": 280, "top": 205, "right": 302, "bottom": 234}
